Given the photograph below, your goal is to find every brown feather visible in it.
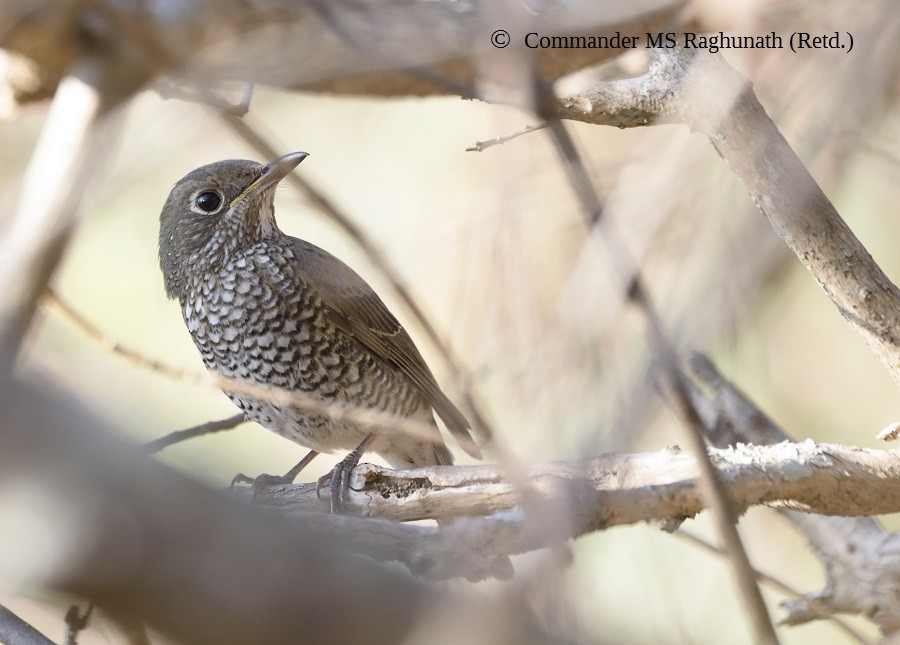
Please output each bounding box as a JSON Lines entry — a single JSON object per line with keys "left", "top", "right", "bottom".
{"left": 290, "top": 238, "right": 482, "bottom": 459}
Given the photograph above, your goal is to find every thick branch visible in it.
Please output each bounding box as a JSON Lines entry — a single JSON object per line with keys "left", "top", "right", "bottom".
{"left": 4, "top": 0, "right": 682, "bottom": 104}
{"left": 223, "top": 441, "right": 900, "bottom": 585}
{"left": 256, "top": 442, "right": 900, "bottom": 523}
{"left": 690, "top": 354, "right": 900, "bottom": 635}
{"left": 551, "top": 46, "right": 900, "bottom": 386}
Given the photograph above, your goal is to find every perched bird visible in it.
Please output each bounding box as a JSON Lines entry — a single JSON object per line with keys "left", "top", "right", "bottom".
{"left": 158, "top": 152, "right": 482, "bottom": 509}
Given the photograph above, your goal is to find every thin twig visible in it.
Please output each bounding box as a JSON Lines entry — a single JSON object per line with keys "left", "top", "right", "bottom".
{"left": 537, "top": 70, "right": 780, "bottom": 642}
{"left": 64, "top": 602, "right": 93, "bottom": 645}
{"left": 44, "top": 284, "right": 477, "bottom": 454}
{"left": 466, "top": 122, "right": 547, "bottom": 152}
{"left": 676, "top": 531, "right": 873, "bottom": 645}
{"left": 143, "top": 413, "right": 247, "bottom": 454}
{"left": 44, "top": 289, "right": 202, "bottom": 382}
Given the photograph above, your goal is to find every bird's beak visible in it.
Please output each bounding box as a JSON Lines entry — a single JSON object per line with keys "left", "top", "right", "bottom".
{"left": 231, "top": 151, "right": 308, "bottom": 207}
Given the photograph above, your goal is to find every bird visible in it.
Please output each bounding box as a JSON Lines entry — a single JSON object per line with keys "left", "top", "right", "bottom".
{"left": 158, "top": 151, "right": 483, "bottom": 511}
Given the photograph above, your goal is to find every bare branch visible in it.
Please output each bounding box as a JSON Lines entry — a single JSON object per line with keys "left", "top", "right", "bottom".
{"left": 142, "top": 414, "right": 247, "bottom": 454}
{"left": 550, "top": 46, "right": 900, "bottom": 386}
{"left": 537, "top": 78, "right": 779, "bottom": 642}
{"left": 0, "top": 604, "right": 55, "bottom": 645}
{"left": 675, "top": 531, "right": 873, "bottom": 645}
{"left": 0, "top": 373, "right": 431, "bottom": 644}
{"left": 253, "top": 442, "right": 900, "bottom": 525}
{"left": 3, "top": 0, "right": 683, "bottom": 105}
{"left": 0, "top": 369, "right": 573, "bottom": 642}
{"left": 0, "top": 55, "right": 121, "bottom": 363}
{"left": 689, "top": 354, "right": 900, "bottom": 636}
{"left": 466, "top": 122, "right": 547, "bottom": 152}
{"left": 44, "top": 290, "right": 202, "bottom": 382}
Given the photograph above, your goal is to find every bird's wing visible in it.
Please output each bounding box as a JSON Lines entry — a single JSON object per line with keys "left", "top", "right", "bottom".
{"left": 289, "top": 238, "right": 481, "bottom": 459}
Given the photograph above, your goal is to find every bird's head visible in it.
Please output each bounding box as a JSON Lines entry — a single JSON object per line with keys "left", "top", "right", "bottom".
{"left": 158, "top": 151, "right": 308, "bottom": 299}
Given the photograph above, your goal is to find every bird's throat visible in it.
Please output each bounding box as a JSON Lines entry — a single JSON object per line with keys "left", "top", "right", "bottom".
{"left": 255, "top": 195, "right": 277, "bottom": 238}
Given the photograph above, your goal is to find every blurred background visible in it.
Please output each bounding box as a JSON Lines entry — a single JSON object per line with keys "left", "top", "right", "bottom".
{"left": 2, "top": 0, "right": 899, "bottom": 642}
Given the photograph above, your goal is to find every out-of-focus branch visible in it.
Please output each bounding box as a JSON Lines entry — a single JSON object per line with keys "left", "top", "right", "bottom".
{"left": 537, "top": 76, "right": 779, "bottom": 642}
{"left": 0, "top": 604, "right": 55, "bottom": 645}
{"left": 43, "top": 289, "right": 202, "bottom": 382}
{"left": 689, "top": 353, "right": 900, "bottom": 637}
{"left": 143, "top": 413, "right": 247, "bottom": 454}
{"left": 0, "top": 54, "right": 121, "bottom": 364}
{"left": 550, "top": 45, "right": 900, "bottom": 387}
{"left": 675, "top": 530, "right": 873, "bottom": 645}
{"left": 0, "top": 371, "right": 566, "bottom": 644}
{"left": 0, "top": 374, "right": 429, "bottom": 644}
{"left": 3, "top": 0, "right": 683, "bottom": 106}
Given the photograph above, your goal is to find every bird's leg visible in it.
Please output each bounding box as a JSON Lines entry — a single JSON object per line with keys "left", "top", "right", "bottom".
{"left": 317, "top": 434, "right": 375, "bottom": 513}
{"left": 280, "top": 449, "right": 321, "bottom": 483}
{"left": 231, "top": 449, "right": 320, "bottom": 500}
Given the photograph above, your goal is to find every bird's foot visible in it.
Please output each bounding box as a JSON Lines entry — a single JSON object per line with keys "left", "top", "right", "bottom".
{"left": 230, "top": 449, "right": 319, "bottom": 501}
{"left": 230, "top": 472, "right": 291, "bottom": 501}
{"left": 315, "top": 455, "right": 357, "bottom": 514}
{"left": 316, "top": 435, "right": 375, "bottom": 513}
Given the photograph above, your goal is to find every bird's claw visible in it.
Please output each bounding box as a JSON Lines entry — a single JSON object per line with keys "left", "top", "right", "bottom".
{"left": 230, "top": 472, "right": 290, "bottom": 501}
{"left": 316, "top": 435, "right": 373, "bottom": 513}
{"left": 316, "top": 455, "right": 359, "bottom": 513}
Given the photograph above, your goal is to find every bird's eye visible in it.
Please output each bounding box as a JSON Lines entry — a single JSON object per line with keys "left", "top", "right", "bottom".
{"left": 194, "top": 191, "right": 223, "bottom": 213}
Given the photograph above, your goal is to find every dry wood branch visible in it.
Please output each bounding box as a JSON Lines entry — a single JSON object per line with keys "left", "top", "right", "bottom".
{"left": 550, "top": 46, "right": 900, "bottom": 386}
{"left": 689, "top": 354, "right": 900, "bottom": 636}
{"left": 254, "top": 442, "right": 900, "bottom": 523}
{"left": 231, "top": 440, "right": 900, "bottom": 586}
{"left": 782, "top": 516, "right": 900, "bottom": 634}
